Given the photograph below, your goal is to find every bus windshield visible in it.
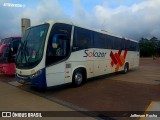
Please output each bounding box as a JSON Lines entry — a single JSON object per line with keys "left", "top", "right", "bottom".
{"left": 16, "top": 23, "right": 49, "bottom": 69}
{"left": 0, "top": 37, "right": 21, "bottom": 62}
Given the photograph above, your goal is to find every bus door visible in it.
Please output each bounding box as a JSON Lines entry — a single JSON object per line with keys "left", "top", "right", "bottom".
{"left": 45, "top": 23, "right": 72, "bottom": 86}
{"left": 46, "top": 34, "right": 70, "bottom": 86}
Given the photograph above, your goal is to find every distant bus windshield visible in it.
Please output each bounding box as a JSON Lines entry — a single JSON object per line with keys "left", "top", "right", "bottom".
{"left": 0, "top": 37, "right": 21, "bottom": 63}
{"left": 0, "top": 37, "right": 21, "bottom": 45}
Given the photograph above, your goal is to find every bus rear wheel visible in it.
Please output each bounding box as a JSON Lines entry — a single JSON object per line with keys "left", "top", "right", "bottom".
{"left": 123, "top": 63, "right": 129, "bottom": 74}
{"left": 72, "top": 70, "right": 85, "bottom": 87}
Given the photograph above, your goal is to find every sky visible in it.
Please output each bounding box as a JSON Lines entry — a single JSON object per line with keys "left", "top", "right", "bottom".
{"left": 0, "top": 0, "right": 160, "bottom": 40}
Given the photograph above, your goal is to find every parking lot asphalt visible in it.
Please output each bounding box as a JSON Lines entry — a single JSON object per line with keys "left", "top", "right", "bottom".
{"left": 0, "top": 79, "right": 96, "bottom": 120}
{"left": 0, "top": 58, "right": 160, "bottom": 120}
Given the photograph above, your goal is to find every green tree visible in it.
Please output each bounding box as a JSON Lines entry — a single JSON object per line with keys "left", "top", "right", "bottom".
{"left": 139, "top": 37, "right": 160, "bottom": 57}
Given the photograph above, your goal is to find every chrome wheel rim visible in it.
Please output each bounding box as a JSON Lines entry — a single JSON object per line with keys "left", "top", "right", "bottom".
{"left": 124, "top": 65, "right": 128, "bottom": 73}
{"left": 75, "top": 73, "right": 82, "bottom": 85}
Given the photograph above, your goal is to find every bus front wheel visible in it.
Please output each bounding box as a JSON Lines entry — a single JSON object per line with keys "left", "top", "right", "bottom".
{"left": 72, "top": 69, "right": 85, "bottom": 87}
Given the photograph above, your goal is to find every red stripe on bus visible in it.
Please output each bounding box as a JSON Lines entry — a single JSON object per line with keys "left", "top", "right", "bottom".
{"left": 110, "top": 51, "right": 117, "bottom": 65}
{"left": 115, "top": 53, "right": 123, "bottom": 66}
{"left": 118, "top": 50, "right": 122, "bottom": 55}
{"left": 111, "top": 61, "right": 114, "bottom": 67}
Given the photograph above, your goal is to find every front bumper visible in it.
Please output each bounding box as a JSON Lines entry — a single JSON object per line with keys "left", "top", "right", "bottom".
{"left": 16, "top": 68, "right": 47, "bottom": 89}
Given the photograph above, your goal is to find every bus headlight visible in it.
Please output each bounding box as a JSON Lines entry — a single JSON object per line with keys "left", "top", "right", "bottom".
{"left": 30, "top": 70, "right": 42, "bottom": 79}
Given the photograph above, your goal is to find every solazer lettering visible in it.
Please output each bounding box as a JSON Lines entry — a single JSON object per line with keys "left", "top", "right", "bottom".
{"left": 84, "top": 50, "right": 106, "bottom": 58}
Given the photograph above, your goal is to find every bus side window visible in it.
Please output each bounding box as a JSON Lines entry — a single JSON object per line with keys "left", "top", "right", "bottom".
{"left": 106, "top": 35, "right": 112, "bottom": 49}
{"left": 46, "top": 23, "right": 72, "bottom": 66}
{"left": 73, "top": 27, "right": 92, "bottom": 51}
{"left": 2, "top": 46, "right": 9, "bottom": 63}
{"left": 52, "top": 34, "right": 69, "bottom": 56}
{"left": 94, "top": 32, "right": 106, "bottom": 49}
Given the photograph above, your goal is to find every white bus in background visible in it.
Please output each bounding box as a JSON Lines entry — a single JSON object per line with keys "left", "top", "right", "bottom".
{"left": 16, "top": 21, "right": 139, "bottom": 89}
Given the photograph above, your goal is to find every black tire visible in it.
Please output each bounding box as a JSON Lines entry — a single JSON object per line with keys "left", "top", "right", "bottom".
{"left": 72, "top": 70, "right": 84, "bottom": 87}
{"left": 123, "top": 63, "right": 129, "bottom": 74}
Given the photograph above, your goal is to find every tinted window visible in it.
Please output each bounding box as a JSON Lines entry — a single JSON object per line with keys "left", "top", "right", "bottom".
{"left": 124, "top": 40, "right": 138, "bottom": 51}
{"left": 125, "top": 40, "right": 129, "bottom": 50}
{"left": 136, "top": 43, "right": 139, "bottom": 51}
{"left": 12, "top": 40, "right": 20, "bottom": 49}
{"left": 12, "top": 39, "right": 21, "bottom": 54}
{"left": 94, "top": 32, "right": 106, "bottom": 48}
{"left": 131, "top": 42, "right": 139, "bottom": 51}
{"left": 0, "top": 46, "right": 9, "bottom": 63}
{"left": 106, "top": 35, "right": 113, "bottom": 49}
{"left": 130, "top": 42, "right": 135, "bottom": 51}
{"left": 46, "top": 23, "right": 72, "bottom": 66}
{"left": 114, "top": 37, "right": 121, "bottom": 50}
{"left": 110, "top": 36, "right": 117, "bottom": 49}
{"left": 121, "top": 39, "right": 125, "bottom": 50}
{"left": 73, "top": 27, "right": 92, "bottom": 51}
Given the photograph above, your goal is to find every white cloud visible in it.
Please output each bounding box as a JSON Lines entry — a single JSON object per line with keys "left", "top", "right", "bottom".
{"left": 94, "top": 0, "right": 160, "bottom": 40}
{"left": 71, "top": 0, "right": 97, "bottom": 28}
{"left": 0, "top": 7, "right": 22, "bottom": 38}
{"left": 21, "top": 0, "right": 68, "bottom": 24}
{"left": 0, "top": 0, "right": 68, "bottom": 39}
{"left": 0, "top": 0, "right": 160, "bottom": 40}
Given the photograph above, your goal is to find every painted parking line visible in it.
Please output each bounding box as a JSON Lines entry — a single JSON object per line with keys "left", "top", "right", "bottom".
{"left": 140, "top": 101, "right": 160, "bottom": 120}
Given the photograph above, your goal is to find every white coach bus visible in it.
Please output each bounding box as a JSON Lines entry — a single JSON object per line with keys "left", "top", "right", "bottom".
{"left": 16, "top": 21, "right": 139, "bottom": 89}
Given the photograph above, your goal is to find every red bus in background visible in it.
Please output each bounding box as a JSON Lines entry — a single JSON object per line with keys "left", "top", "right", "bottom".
{"left": 0, "top": 36, "right": 21, "bottom": 75}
